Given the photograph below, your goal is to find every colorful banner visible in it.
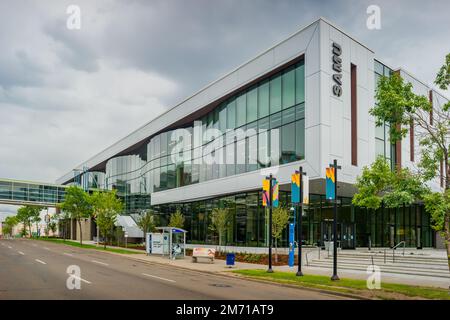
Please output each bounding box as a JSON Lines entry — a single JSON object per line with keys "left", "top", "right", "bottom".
{"left": 272, "top": 179, "right": 279, "bottom": 208}
{"left": 262, "top": 178, "right": 270, "bottom": 207}
{"left": 288, "top": 222, "right": 295, "bottom": 267}
{"left": 302, "top": 175, "right": 309, "bottom": 205}
{"left": 325, "top": 167, "right": 336, "bottom": 200}
{"left": 291, "top": 172, "right": 300, "bottom": 204}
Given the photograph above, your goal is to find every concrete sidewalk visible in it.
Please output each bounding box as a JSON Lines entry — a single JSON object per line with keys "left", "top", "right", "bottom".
{"left": 69, "top": 240, "right": 450, "bottom": 289}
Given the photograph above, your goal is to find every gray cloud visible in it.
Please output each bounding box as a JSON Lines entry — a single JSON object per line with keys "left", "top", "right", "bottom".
{"left": 0, "top": 0, "right": 448, "bottom": 214}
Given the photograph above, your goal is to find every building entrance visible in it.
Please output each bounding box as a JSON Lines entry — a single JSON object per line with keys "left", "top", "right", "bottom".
{"left": 320, "top": 220, "right": 355, "bottom": 249}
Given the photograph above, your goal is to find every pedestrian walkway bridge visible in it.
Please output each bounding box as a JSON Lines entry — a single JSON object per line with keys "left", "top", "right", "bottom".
{"left": 0, "top": 178, "right": 68, "bottom": 207}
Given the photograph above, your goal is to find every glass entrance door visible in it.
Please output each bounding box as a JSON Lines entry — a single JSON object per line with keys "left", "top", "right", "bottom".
{"left": 320, "top": 220, "right": 341, "bottom": 248}
{"left": 341, "top": 223, "right": 355, "bottom": 249}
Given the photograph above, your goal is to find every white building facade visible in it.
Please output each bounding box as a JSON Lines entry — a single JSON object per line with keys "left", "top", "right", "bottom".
{"left": 57, "top": 18, "right": 447, "bottom": 249}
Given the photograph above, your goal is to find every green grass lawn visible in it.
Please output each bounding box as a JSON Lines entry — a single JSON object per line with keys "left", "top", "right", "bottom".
{"left": 34, "top": 237, "right": 143, "bottom": 255}
{"left": 232, "top": 269, "right": 450, "bottom": 300}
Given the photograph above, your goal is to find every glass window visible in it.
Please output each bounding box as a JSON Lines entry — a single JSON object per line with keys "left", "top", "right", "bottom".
{"left": 219, "top": 103, "right": 227, "bottom": 132}
{"left": 270, "top": 129, "right": 280, "bottom": 166}
{"left": 282, "top": 106, "right": 295, "bottom": 125}
{"left": 167, "top": 164, "right": 175, "bottom": 189}
{"left": 247, "top": 86, "right": 258, "bottom": 123}
{"left": 153, "top": 167, "right": 160, "bottom": 191}
{"left": 247, "top": 135, "right": 258, "bottom": 172}
{"left": 374, "top": 60, "right": 384, "bottom": 75}
{"left": 191, "top": 163, "right": 199, "bottom": 184}
{"left": 384, "top": 66, "right": 392, "bottom": 77}
{"left": 213, "top": 108, "right": 219, "bottom": 130}
{"left": 375, "top": 139, "right": 384, "bottom": 157}
{"left": 258, "top": 116, "right": 270, "bottom": 131}
{"left": 236, "top": 93, "right": 246, "bottom": 127}
{"left": 295, "top": 63, "right": 305, "bottom": 104}
{"left": 270, "top": 75, "right": 281, "bottom": 114}
{"left": 160, "top": 166, "right": 167, "bottom": 190}
{"left": 226, "top": 142, "right": 236, "bottom": 176}
{"left": 295, "top": 103, "right": 305, "bottom": 120}
{"left": 282, "top": 67, "right": 295, "bottom": 109}
{"left": 270, "top": 111, "right": 282, "bottom": 129}
{"left": 258, "top": 80, "right": 269, "bottom": 119}
{"left": 227, "top": 98, "right": 236, "bottom": 130}
{"left": 295, "top": 119, "right": 305, "bottom": 160}
{"left": 160, "top": 132, "right": 168, "bottom": 158}
{"left": 258, "top": 131, "right": 270, "bottom": 168}
{"left": 236, "top": 138, "right": 246, "bottom": 174}
{"left": 375, "top": 125, "right": 384, "bottom": 140}
{"left": 281, "top": 123, "right": 296, "bottom": 164}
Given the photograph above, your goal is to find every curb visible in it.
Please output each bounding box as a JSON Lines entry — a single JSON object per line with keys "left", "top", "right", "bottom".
{"left": 98, "top": 250, "right": 365, "bottom": 300}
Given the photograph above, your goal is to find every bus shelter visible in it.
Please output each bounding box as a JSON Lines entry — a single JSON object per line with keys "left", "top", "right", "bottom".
{"left": 146, "top": 227, "right": 187, "bottom": 260}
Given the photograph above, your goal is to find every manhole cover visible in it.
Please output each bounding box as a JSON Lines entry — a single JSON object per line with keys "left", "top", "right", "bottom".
{"left": 209, "top": 284, "right": 232, "bottom": 288}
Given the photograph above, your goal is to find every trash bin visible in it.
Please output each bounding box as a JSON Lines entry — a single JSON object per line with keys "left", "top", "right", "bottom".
{"left": 226, "top": 253, "right": 235, "bottom": 267}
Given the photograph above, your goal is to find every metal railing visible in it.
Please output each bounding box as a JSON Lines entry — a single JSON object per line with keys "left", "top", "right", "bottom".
{"left": 305, "top": 246, "right": 320, "bottom": 266}
{"left": 392, "top": 241, "right": 405, "bottom": 263}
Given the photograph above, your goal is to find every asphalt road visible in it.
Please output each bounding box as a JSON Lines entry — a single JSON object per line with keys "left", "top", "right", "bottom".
{"left": 0, "top": 239, "right": 349, "bottom": 300}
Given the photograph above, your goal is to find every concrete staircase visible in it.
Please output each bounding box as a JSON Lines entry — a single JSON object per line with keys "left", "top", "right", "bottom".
{"left": 307, "top": 249, "right": 450, "bottom": 279}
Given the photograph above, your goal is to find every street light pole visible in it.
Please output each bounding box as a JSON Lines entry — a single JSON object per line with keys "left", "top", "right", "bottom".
{"left": 330, "top": 159, "right": 341, "bottom": 281}
{"left": 297, "top": 166, "right": 304, "bottom": 276}
{"left": 267, "top": 174, "right": 274, "bottom": 273}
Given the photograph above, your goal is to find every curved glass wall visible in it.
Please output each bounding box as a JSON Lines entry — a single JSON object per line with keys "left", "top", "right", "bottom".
{"left": 105, "top": 155, "right": 146, "bottom": 194}
{"left": 145, "top": 60, "right": 306, "bottom": 193}
{"left": 81, "top": 171, "right": 105, "bottom": 189}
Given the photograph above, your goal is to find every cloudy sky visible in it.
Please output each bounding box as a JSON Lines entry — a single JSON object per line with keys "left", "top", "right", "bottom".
{"left": 0, "top": 0, "right": 449, "bottom": 216}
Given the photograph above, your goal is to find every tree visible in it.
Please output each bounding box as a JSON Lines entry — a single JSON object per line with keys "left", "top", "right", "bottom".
{"left": 353, "top": 156, "right": 427, "bottom": 210}
{"left": 33, "top": 212, "right": 43, "bottom": 238}
{"left": 2, "top": 216, "right": 18, "bottom": 237}
{"left": 168, "top": 209, "right": 185, "bottom": 229}
{"left": 58, "top": 186, "right": 92, "bottom": 246}
{"left": 209, "top": 208, "right": 231, "bottom": 252}
{"left": 136, "top": 209, "right": 158, "bottom": 248}
{"left": 48, "top": 215, "right": 58, "bottom": 236}
{"left": 16, "top": 206, "right": 43, "bottom": 238}
{"left": 91, "top": 190, "right": 123, "bottom": 249}
{"left": 359, "top": 54, "right": 450, "bottom": 270}
{"left": 272, "top": 207, "right": 290, "bottom": 263}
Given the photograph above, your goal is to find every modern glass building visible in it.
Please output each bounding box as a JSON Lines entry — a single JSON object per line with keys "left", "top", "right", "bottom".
{"left": 57, "top": 18, "right": 447, "bottom": 249}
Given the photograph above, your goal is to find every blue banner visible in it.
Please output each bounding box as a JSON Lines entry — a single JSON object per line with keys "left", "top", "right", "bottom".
{"left": 288, "top": 222, "right": 295, "bottom": 267}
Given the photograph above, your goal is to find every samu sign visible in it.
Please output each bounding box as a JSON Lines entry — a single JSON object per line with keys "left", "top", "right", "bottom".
{"left": 331, "top": 42, "right": 342, "bottom": 97}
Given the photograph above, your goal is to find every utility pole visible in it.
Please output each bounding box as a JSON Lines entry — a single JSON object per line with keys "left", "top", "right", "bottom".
{"left": 330, "top": 159, "right": 341, "bottom": 281}
{"left": 297, "top": 166, "right": 306, "bottom": 276}
{"left": 267, "top": 174, "right": 274, "bottom": 273}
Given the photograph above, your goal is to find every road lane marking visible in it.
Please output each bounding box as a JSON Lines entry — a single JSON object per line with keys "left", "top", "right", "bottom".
{"left": 32, "top": 244, "right": 37, "bottom": 247}
{"left": 43, "top": 247, "right": 50, "bottom": 250}
{"left": 91, "top": 260, "right": 109, "bottom": 266}
{"left": 72, "top": 275, "right": 91, "bottom": 284}
{"left": 142, "top": 273, "right": 176, "bottom": 283}
{"left": 35, "top": 259, "right": 47, "bottom": 265}
{"left": 7, "top": 246, "right": 12, "bottom": 249}
{"left": 63, "top": 252, "right": 74, "bottom": 257}
{"left": 18, "top": 251, "right": 25, "bottom": 255}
